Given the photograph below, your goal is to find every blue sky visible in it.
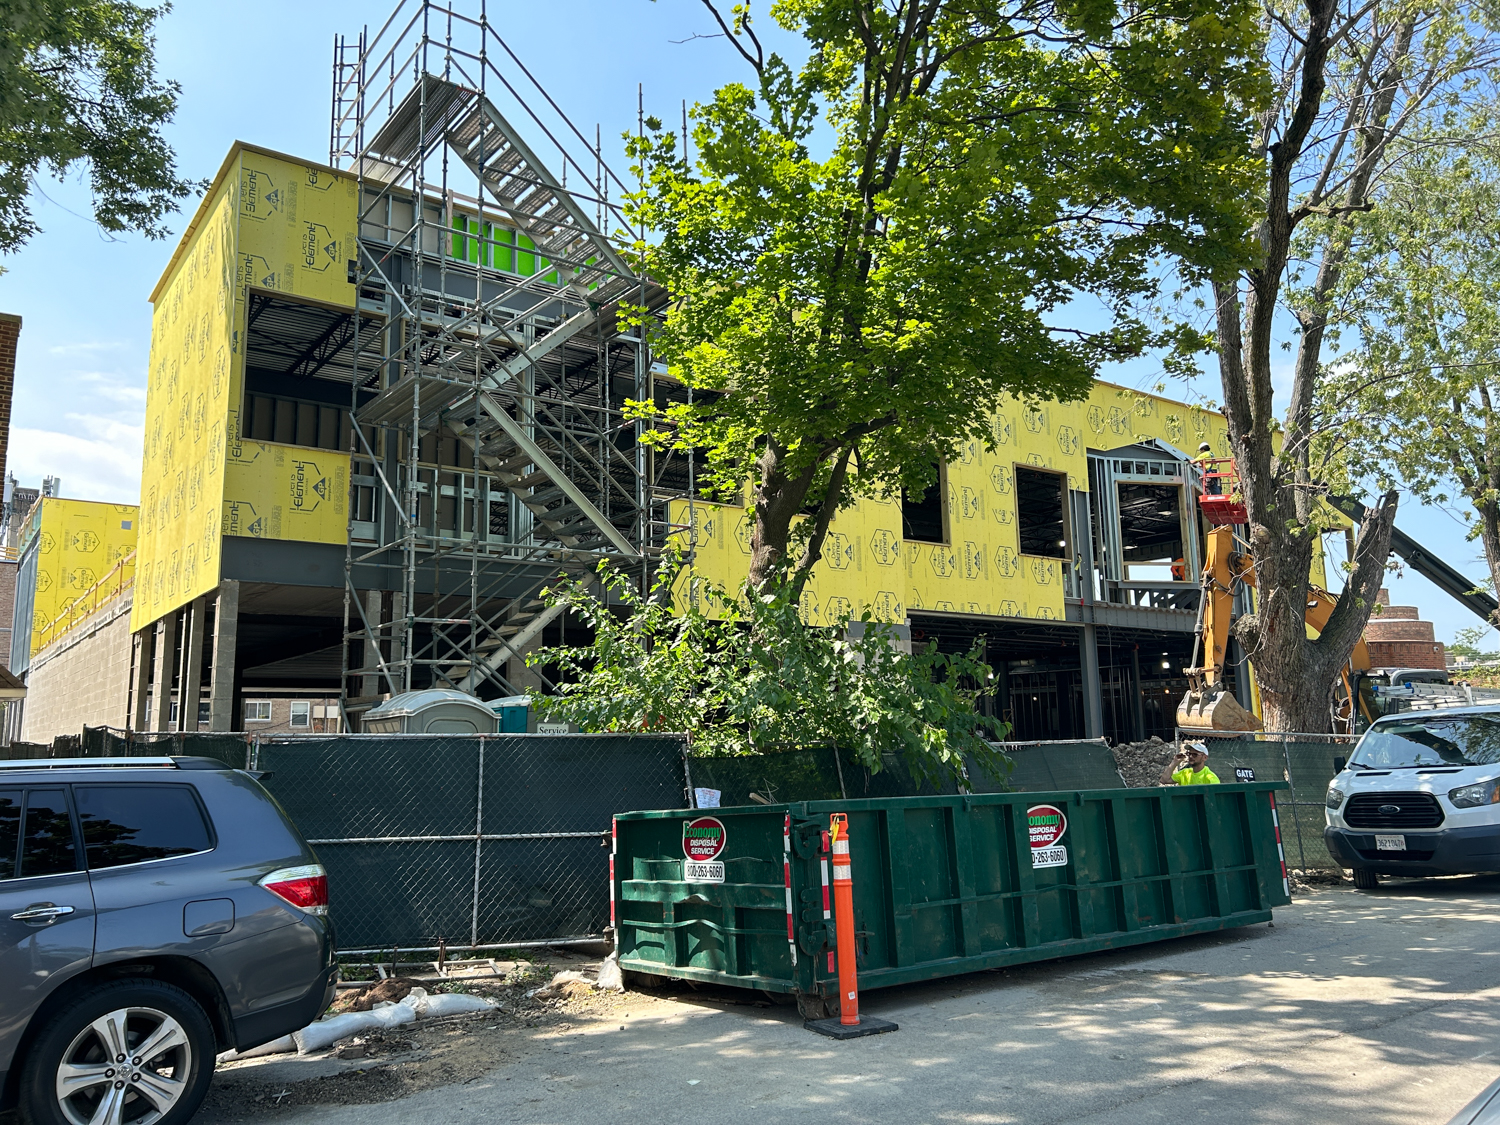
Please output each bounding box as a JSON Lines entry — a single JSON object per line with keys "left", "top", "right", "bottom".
{"left": 0, "top": 0, "right": 1486, "bottom": 646}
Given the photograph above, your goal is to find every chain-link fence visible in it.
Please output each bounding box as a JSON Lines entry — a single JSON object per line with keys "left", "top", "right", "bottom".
{"left": 0, "top": 727, "right": 254, "bottom": 766}
{"left": 684, "top": 739, "right": 1124, "bottom": 807}
{"left": 1177, "top": 729, "right": 1357, "bottom": 870}
{"left": 249, "top": 733, "right": 687, "bottom": 954}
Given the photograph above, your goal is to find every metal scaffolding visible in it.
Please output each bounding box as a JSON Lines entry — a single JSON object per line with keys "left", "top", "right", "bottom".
{"left": 329, "top": 0, "right": 685, "bottom": 718}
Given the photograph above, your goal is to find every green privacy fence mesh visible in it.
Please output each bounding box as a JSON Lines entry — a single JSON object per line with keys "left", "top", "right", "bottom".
{"left": 1179, "top": 730, "right": 1358, "bottom": 870}
{"left": 252, "top": 733, "right": 689, "bottom": 952}
{"left": 2, "top": 722, "right": 1351, "bottom": 944}
{"left": 683, "top": 739, "right": 1125, "bottom": 808}
{"left": 0, "top": 727, "right": 254, "bottom": 768}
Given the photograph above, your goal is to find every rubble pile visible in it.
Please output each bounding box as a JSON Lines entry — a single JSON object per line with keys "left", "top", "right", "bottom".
{"left": 1111, "top": 737, "right": 1178, "bottom": 788}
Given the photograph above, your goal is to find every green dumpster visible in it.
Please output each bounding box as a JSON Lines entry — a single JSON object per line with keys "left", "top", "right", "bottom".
{"left": 612, "top": 784, "right": 1292, "bottom": 1017}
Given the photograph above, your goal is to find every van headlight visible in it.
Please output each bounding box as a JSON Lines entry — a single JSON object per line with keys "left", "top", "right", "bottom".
{"left": 1448, "top": 780, "right": 1500, "bottom": 808}
{"left": 1326, "top": 786, "right": 1345, "bottom": 810}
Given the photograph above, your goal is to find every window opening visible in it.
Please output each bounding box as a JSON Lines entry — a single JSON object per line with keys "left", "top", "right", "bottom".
{"left": 1016, "top": 467, "right": 1068, "bottom": 558}
{"left": 1116, "top": 481, "right": 1187, "bottom": 581}
{"left": 903, "top": 463, "right": 948, "bottom": 543}
{"left": 245, "top": 700, "right": 272, "bottom": 722}
{"left": 243, "top": 397, "right": 350, "bottom": 452}
{"left": 290, "top": 701, "right": 311, "bottom": 728}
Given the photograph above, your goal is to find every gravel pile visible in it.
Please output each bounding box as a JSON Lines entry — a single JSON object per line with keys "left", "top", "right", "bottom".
{"left": 1111, "top": 737, "right": 1178, "bottom": 788}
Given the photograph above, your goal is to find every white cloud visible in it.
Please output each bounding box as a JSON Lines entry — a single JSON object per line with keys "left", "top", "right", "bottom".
{"left": 74, "top": 372, "right": 147, "bottom": 407}
{"left": 46, "top": 340, "right": 129, "bottom": 357}
{"left": 9, "top": 421, "right": 144, "bottom": 505}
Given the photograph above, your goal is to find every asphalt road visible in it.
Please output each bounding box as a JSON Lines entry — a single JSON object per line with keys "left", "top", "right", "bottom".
{"left": 232, "top": 876, "right": 1500, "bottom": 1125}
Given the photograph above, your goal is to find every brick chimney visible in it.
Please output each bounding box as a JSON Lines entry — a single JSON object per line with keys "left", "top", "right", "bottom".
{"left": 0, "top": 313, "right": 18, "bottom": 671}
{"left": 1364, "top": 587, "right": 1446, "bottom": 669}
{"left": 0, "top": 313, "right": 16, "bottom": 489}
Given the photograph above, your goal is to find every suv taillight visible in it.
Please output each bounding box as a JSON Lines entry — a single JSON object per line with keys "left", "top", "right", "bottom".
{"left": 259, "top": 864, "right": 329, "bottom": 915}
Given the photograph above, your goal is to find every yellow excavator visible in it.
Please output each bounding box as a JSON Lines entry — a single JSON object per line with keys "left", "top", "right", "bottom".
{"left": 1177, "top": 500, "right": 1371, "bottom": 733}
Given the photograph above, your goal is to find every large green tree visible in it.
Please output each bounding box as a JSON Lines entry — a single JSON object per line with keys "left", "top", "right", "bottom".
{"left": 625, "top": 0, "right": 1266, "bottom": 591}
{"left": 0, "top": 0, "right": 198, "bottom": 256}
{"left": 528, "top": 558, "right": 1008, "bottom": 785}
{"left": 1321, "top": 121, "right": 1500, "bottom": 620}
{"left": 1209, "top": 0, "right": 1500, "bottom": 731}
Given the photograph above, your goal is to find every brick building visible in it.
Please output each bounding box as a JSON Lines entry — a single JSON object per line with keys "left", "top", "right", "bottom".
{"left": 0, "top": 316, "right": 19, "bottom": 673}
{"left": 1365, "top": 588, "right": 1446, "bottom": 670}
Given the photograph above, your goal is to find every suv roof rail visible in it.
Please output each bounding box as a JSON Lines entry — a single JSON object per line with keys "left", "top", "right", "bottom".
{"left": 0, "top": 757, "right": 178, "bottom": 770}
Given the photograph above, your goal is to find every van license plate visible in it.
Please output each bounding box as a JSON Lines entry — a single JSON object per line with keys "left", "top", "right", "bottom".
{"left": 1375, "top": 835, "right": 1406, "bottom": 851}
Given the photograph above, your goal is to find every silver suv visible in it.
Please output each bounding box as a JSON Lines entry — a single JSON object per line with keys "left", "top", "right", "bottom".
{"left": 0, "top": 757, "right": 336, "bottom": 1125}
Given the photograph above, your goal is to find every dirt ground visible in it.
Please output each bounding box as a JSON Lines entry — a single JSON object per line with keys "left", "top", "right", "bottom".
{"left": 198, "top": 949, "right": 749, "bottom": 1119}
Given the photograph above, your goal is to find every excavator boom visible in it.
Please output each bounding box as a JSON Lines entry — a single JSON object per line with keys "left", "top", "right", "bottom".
{"left": 1177, "top": 524, "right": 1261, "bottom": 731}
{"left": 1176, "top": 522, "right": 1372, "bottom": 731}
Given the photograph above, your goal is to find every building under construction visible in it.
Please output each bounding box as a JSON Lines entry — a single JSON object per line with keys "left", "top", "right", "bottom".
{"left": 17, "top": 0, "right": 1310, "bottom": 743}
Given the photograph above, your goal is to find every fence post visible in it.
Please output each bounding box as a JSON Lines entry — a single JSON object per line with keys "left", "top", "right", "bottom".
{"left": 1282, "top": 733, "right": 1307, "bottom": 871}
{"left": 471, "top": 737, "right": 485, "bottom": 950}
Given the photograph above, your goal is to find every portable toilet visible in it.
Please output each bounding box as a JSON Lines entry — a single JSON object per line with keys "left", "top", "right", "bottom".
{"left": 487, "top": 694, "right": 531, "bottom": 733}
{"left": 362, "top": 689, "right": 498, "bottom": 734}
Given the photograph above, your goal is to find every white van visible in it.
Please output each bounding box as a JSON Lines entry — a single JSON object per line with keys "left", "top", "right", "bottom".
{"left": 1325, "top": 705, "right": 1500, "bottom": 889}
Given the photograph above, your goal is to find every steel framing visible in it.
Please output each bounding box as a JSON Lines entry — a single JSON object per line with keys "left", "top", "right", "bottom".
{"left": 329, "top": 1, "right": 687, "bottom": 717}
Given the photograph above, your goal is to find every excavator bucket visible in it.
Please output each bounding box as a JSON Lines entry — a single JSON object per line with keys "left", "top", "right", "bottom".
{"left": 1177, "top": 686, "right": 1263, "bottom": 732}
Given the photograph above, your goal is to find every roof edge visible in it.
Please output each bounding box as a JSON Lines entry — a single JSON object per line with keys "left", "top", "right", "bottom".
{"left": 149, "top": 142, "right": 352, "bottom": 305}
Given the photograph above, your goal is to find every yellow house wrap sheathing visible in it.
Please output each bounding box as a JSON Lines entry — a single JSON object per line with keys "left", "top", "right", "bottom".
{"left": 672, "top": 382, "right": 1235, "bottom": 625}
{"left": 133, "top": 143, "right": 357, "bottom": 631}
{"left": 22, "top": 498, "right": 138, "bottom": 656}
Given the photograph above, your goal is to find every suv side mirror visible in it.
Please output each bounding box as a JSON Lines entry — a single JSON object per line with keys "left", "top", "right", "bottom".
{"left": 1333, "top": 755, "right": 1347, "bottom": 774}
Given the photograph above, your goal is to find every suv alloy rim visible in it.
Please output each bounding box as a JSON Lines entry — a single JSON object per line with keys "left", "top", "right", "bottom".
{"left": 54, "top": 1007, "right": 191, "bottom": 1125}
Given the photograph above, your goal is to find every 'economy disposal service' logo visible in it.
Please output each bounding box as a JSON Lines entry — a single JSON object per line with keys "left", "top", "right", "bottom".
{"left": 682, "top": 816, "right": 727, "bottom": 884}
{"left": 1027, "top": 804, "right": 1068, "bottom": 870}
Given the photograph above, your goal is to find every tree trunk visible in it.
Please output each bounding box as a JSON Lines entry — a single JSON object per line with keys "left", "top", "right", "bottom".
{"left": 747, "top": 438, "right": 817, "bottom": 588}
{"left": 1476, "top": 500, "right": 1500, "bottom": 626}
{"left": 1211, "top": 0, "right": 1412, "bottom": 733}
{"left": 1235, "top": 494, "right": 1398, "bottom": 733}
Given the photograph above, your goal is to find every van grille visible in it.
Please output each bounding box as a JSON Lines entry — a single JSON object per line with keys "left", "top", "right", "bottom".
{"left": 1344, "top": 792, "right": 1444, "bottom": 829}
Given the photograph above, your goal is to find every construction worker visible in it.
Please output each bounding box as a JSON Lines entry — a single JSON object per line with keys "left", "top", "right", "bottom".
{"left": 1193, "top": 442, "right": 1220, "bottom": 495}
{"left": 1159, "top": 741, "right": 1221, "bottom": 785}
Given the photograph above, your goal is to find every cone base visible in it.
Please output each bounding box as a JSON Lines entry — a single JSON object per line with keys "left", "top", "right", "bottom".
{"left": 803, "top": 1015, "right": 900, "bottom": 1039}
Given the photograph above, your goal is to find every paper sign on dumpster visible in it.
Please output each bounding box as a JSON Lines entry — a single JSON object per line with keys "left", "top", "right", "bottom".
{"left": 683, "top": 815, "right": 727, "bottom": 883}
{"left": 1027, "top": 804, "right": 1068, "bottom": 869}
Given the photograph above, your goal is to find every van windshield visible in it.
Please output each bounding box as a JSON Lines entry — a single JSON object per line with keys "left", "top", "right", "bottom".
{"left": 1352, "top": 715, "right": 1500, "bottom": 769}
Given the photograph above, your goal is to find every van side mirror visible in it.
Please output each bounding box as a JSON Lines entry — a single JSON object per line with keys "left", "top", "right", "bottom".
{"left": 1333, "top": 755, "right": 1347, "bottom": 774}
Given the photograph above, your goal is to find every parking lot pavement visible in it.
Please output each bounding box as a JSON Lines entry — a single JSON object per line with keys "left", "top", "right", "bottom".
{"left": 226, "top": 876, "right": 1500, "bottom": 1125}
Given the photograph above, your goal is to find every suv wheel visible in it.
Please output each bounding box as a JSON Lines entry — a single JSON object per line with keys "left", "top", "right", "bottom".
{"left": 1352, "top": 866, "right": 1380, "bottom": 890}
{"left": 19, "top": 979, "right": 215, "bottom": 1125}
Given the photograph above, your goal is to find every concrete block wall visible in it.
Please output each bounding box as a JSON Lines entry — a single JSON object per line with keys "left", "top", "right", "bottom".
{"left": 19, "top": 589, "right": 134, "bottom": 742}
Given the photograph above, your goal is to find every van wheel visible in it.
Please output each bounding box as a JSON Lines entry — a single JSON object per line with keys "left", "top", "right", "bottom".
{"left": 18, "top": 978, "right": 215, "bottom": 1125}
{"left": 1352, "top": 867, "right": 1380, "bottom": 890}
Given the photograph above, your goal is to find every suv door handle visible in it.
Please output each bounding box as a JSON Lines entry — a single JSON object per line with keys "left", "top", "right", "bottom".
{"left": 11, "top": 903, "right": 75, "bottom": 923}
